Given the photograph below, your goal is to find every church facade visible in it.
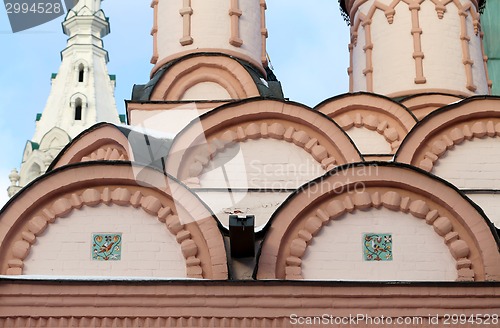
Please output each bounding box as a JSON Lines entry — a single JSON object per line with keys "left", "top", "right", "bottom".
{"left": 1, "top": 0, "right": 499, "bottom": 326}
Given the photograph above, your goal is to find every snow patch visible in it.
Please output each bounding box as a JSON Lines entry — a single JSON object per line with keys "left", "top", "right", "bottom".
{"left": 0, "top": 275, "right": 203, "bottom": 281}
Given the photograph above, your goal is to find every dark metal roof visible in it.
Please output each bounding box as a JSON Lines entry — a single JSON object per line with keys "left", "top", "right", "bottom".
{"left": 132, "top": 53, "right": 284, "bottom": 102}
{"left": 46, "top": 122, "right": 173, "bottom": 173}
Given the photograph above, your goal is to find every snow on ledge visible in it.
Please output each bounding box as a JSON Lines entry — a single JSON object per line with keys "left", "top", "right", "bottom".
{"left": 0, "top": 275, "right": 204, "bottom": 282}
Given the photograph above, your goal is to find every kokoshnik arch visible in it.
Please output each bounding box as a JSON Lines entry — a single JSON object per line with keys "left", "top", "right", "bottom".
{"left": 2, "top": 0, "right": 500, "bottom": 326}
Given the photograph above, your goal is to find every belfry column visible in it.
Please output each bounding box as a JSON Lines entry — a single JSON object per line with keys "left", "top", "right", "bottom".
{"left": 342, "top": 0, "right": 491, "bottom": 97}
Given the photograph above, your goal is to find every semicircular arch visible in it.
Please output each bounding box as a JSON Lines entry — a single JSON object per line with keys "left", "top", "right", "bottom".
{"left": 396, "top": 97, "right": 500, "bottom": 172}
{"left": 166, "top": 99, "right": 363, "bottom": 183}
{"left": 49, "top": 123, "right": 131, "bottom": 170}
{"left": 256, "top": 163, "right": 500, "bottom": 281}
{"left": 316, "top": 93, "right": 417, "bottom": 154}
{"left": 0, "top": 163, "right": 227, "bottom": 279}
{"left": 39, "top": 127, "right": 71, "bottom": 151}
{"left": 150, "top": 55, "right": 260, "bottom": 101}
{"left": 399, "top": 93, "right": 465, "bottom": 120}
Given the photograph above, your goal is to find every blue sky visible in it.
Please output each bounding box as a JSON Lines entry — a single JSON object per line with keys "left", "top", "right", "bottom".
{"left": 0, "top": 0, "right": 350, "bottom": 207}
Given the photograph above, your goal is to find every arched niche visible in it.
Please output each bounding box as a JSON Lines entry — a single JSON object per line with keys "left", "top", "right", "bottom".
{"left": 39, "top": 127, "right": 71, "bottom": 152}
{"left": 49, "top": 123, "right": 131, "bottom": 170}
{"left": 0, "top": 163, "right": 228, "bottom": 280}
{"left": 316, "top": 93, "right": 417, "bottom": 154}
{"left": 256, "top": 163, "right": 500, "bottom": 281}
{"left": 165, "top": 99, "right": 363, "bottom": 228}
{"left": 150, "top": 55, "right": 260, "bottom": 101}
{"left": 396, "top": 97, "right": 500, "bottom": 230}
{"left": 396, "top": 97, "right": 500, "bottom": 179}
{"left": 19, "top": 156, "right": 46, "bottom": 187}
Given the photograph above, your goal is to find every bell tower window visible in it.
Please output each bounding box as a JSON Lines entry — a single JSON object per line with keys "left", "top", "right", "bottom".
{"left": 75, "top": 98, "right": 82, "bottom": 120}
{"left": 78, "top": 64, "right": 84, "bottom": 83}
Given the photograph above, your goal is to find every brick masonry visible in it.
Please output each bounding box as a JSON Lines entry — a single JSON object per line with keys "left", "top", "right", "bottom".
{"left": 433, "top": 137, "right": 500, "bottom": 189}
{"left": 347, "top": 127, "right": 392, "bottom": 154}
{"left": 23, "top": 204, "right": 186, "bottom": 277}
{"left": 301, "top": 207, "right": 457, "bottom": 281}
{"left": 467, "top": 193, "right": 500, "bottom": 228}
{"left": 199, "top": 139, "right": 326, "bottom": 189}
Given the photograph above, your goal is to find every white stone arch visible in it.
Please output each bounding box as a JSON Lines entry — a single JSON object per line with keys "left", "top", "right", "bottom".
{"left": 19, "top": 155, "right": 46, "bottom": 186}
{"left": 396, "top": 98, "right": 500, "bottom": 229}
{"left": 431, "top": 133, "right": 500, "bottom": 189}
{"left": 196, "top": 135, "right": 328, "bottom": 190}
{"left": 69, "top": 92, "right": 88, "bottom": 123}
{"left": 39, "top": 127, "right": 71, "bottom": 151}
{"left": 22, "top": 141, "right": 38, "bottom": 162}
{"left": 316, "top": 93, "right": 417, "bottom": 155}
{"left": 193, "top": 138, "right": 328, "bottom": 229}
{"left": 73, "top": 59, "right": 90, "bottom": 85}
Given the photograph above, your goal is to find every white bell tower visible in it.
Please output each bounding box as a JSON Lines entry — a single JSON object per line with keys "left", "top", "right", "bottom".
{"left": 8, "top": 0, "right": 120, "bottom": 197}
{"left": 32, "top": 0, "right": 119, "bottom": 142}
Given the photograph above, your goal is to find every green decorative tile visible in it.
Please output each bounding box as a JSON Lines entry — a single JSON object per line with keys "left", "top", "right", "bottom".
{"left": 363, "top": 233, "right": 392, "bottom": 261}
{"left": 92, "top": 233, "right": 122, "bottom": 261}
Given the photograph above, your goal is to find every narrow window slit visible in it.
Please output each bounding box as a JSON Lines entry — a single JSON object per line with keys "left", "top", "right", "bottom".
{"left": 75, "top": 98, "right": 82, "bottom": 120}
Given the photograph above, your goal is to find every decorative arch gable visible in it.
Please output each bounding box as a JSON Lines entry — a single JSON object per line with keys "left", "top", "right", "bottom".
{"left": 150, "top": 55, "right": 260, "bottom": 101}
{"left": 70, "top": 92, "right": 88, "bottom": 105}
{"left": 316, "top": 93, "right": 417, "bottom": 154}
{"left": 22, "top": 141, "right": 39, "bottom": 162}
{"left": 38, "top": 127, "right": 71, "bottom": 151}
{"left": 396, "top": 97, "right": 500, "bottom": 172}
{"left": 50, "top": 124, "right": 130, "bottom": 170}
{"left": 73, "top": 59, "right": 90, "bottom": 84}
{"left": 165, "top": 99, "right": 363, "bottom": 183}
{"left": 256, "top": 163, "right": 500, "bottom": 281}
{"left": 19, "top": 155, "right": 46, "bottom": 187}
{"left": 0, "top": 163, "right": 228, "bottom": 279}
{"left": 72, "top": 59, "right": 89, "bottom": 69}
